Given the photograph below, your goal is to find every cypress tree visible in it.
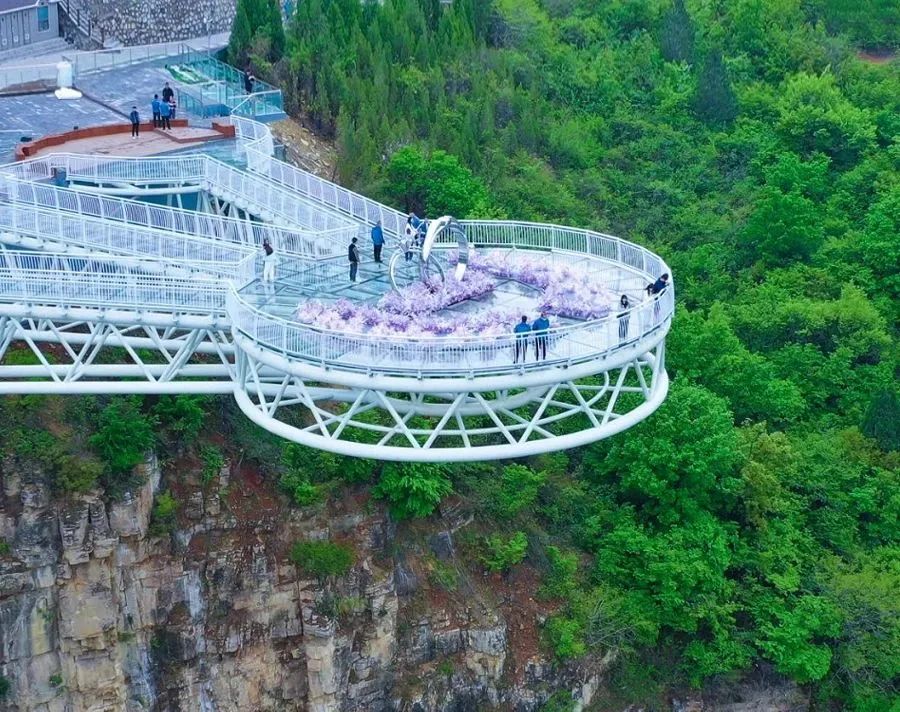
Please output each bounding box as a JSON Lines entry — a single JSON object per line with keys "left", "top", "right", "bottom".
{"left": 659, "top": 0, "right": 694, "bottom": 63}
{"left": 693, "top": 50, "right": 738, "bottom": 125}
{"left": 228, "top": 1, "right": 254, "bottom": 67}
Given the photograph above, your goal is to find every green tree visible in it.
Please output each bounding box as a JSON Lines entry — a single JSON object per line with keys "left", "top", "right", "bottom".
{"left": 374, "top": 462, "right": 452, "bottom": 519}
{"left": 90, "top": 397, "right": 155, "bottom": 476}
{"left": 776, "top": 73, "right": 876, "bottom": 168}
{"left": 481, "top": 530, "right": 529, "bottom": 572}
{"left": 228, "top": 1, "right": 254, "bottom": 67}
{"left": 583, "top": 384, "right": 742, "bottom": 523}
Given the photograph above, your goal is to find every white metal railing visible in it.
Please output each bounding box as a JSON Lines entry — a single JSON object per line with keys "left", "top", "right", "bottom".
{"left": 0, "top": 202, "right": 252, "bottom": 277}
{"left": 228, "top": 281, "right": 673, "bottom": 377}
{"left": 3, "top": 152, "right": 357, "bottom": 257}
{"left": 0, "top": 252, "right": 227, "bottom": 314}
{"left": 203, "top": 157, "right": 355, "bottom": 233}
{"left": 0, "top": 164, "right": 348, "bottom": 261}
{"left": 227, "top": 223, "right": 674, "bottom": 378}
{"left": 233, "top": 116, "right": 407, "bottom": 242}
{"left": 458, "top": 221, "right": 666, "bottom": 280}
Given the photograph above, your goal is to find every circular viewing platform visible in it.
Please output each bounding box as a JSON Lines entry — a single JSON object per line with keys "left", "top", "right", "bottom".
{"left": 229, "top": 220, "right": 673, "bottom": 387}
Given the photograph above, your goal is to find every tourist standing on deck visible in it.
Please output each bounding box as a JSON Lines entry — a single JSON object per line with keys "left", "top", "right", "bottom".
{"left": 514, "top": 316, "right": 531, "bottom": 364}
{"left": 158, "top": 98, "right": 171, "bottom": 130}
{"left": 371, "top": 220, "right": 385, "bottom": 264}
{"left": 168, "top": 96, "right": 177, "bottom": 121}
{"left": 244, "top": 70, "right": 255, "bottom": 94}
{"left": 618, "top": 294, "right": 630, "bottom": 343}
{"left": 349, "top": 237, "right": 360, "bottom": 283}
{"left": 162, "top": 82, "right": 174, "bottom": 104}
{"left": 129, "top": 106, "right": 140, "bottom": 138}
{"left": 151, "top": 95, "right": 161, "bottom": 128}
{"left": 532, "top": 311, "right": 550, "bottom": 361}
{"left": 404, "top": 214, "right": 417, "bottom": 262}
{"left": 262, "top": 238, "right": 276, "bottom": 284}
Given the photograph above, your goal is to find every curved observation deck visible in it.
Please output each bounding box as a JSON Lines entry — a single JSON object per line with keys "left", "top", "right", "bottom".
{"left": 0, "top": 116, "right": 674, "bottom": 461}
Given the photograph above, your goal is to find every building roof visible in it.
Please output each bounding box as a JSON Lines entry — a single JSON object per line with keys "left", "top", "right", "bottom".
{"left": 0, "top": 0, "right": 57, "bottom": 15}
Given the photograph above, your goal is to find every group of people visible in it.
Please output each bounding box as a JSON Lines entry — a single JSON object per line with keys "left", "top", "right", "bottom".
{"left": 126, "top": 82, "right": 178, "bottom": 138}
{"left": 617, "top": 272, "right": 669, "bottom": 344}
{"left": 347, "top": 220, "right": 385, "bottom": 284}
{"left": 152, "top": 83, "right": 177, "bottom": 130}
{"left": 514, "top": 312, "right": 552, "bottom": 363}
{"left": 260, "top": 223, "right": 670, "bottom": 365}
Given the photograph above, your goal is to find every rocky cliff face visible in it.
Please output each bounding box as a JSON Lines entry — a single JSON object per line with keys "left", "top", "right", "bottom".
{"left": 0, "top": 452, "right": 608, "bottom": 712}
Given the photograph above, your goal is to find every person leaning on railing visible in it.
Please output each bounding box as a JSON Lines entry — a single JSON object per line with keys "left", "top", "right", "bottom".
{"left": 646, "top": 273, "right": 669, "bottom": 322}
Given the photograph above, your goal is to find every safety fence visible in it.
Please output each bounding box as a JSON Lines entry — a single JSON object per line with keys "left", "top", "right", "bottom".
{"left": 0, "top": 251, "right": 228, "bottom": 314}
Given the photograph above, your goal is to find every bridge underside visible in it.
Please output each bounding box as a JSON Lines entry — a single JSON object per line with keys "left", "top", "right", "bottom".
{"left": 0, "top": 306, "right": 668, "bottom": 461}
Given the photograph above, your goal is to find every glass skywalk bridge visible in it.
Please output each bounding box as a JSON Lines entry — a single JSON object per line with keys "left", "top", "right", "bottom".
{"left": 0, "top": 118, "right": 674, "bottom": 461}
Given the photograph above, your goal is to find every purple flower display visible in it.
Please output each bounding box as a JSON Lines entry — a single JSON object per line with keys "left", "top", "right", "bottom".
{"left": 293, "top": 249, "right": 619, "bottom": 338}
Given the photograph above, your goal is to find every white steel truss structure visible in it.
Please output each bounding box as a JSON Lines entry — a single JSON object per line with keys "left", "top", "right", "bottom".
{"left": 0, "top": 117, "right": 674, "bottom": 461}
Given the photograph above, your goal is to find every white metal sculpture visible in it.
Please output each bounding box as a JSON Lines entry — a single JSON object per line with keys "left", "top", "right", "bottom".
{"left": 0, "top": 117, "right": 674, "bottom": 461}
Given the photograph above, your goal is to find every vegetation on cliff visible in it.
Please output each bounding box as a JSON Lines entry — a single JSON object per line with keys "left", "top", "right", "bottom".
{"left": 0, "top": 0, "right": 895, "bottom": 708}
{"left": 240, "top": 0, "right": 898, "bottom": 705}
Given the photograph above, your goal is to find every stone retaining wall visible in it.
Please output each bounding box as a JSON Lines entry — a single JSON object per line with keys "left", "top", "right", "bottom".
{"left": 84, "top": 0, "right": 235, "bottom": 46}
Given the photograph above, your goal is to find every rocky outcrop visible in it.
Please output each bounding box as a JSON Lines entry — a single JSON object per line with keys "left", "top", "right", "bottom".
{"left": 0, "top": 452, "right": 607, "bottom": 712}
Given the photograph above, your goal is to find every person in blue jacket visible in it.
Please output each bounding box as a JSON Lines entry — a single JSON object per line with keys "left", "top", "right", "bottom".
{"left": 129, "top": 106, "right": 140, "bottom": 138}
{"left": 151, "top": 95, "right": 161, "bottom": 128}
{"left": 158, "top": 97, "right": 171, "bottom": 130}
{"left": 513, "top": 315, "right": 531, "bottom": 364}
{"left": 532, "top": 311, "right": 550, "bottom": 360}
{"left": 371, "top": 220, "right": 385, "bottom": 263}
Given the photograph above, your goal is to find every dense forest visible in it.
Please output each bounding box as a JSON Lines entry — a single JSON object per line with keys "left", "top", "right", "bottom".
{"left": 1, "top": 0, "right": 895, "bottom": 709}
{"left": 229, "top": 0, "right": 900, "bottom": 706}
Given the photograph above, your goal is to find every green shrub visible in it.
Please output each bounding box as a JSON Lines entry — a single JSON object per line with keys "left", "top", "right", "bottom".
{"left": 90, "top": 397, "right": 156, "bottom": 475}
{"left": 149, "top": 491, "right": 178, "bottom": 536}
{"left": 3, "top": 428, "right": 61, "bottom": 468}
{"left": 539, "top": 691, "right": 575, "bottom": 712}
{"left": 290, "top": 540, "right": 354, "bottom": 579}
{"left": 153, "top": 395, "right": 208, "bottom": 445}
{"left": 539, "top": 546, "right": 579, "bottom": 599}
{"left": 0, "top": 674, "right": 8, "bottom": 697}
{"left": 373, "top": 463, "right": 452, "bottom": 519}
{"left": 48, "top": 673, "right": 63, "bottom": 688}
{"left": 427, "top": 558, "right": 459, "bottom": 591}
{"left": 52, "top": 453, "right": 103, "bottom": 494}
{"left": 481, "top": 531, "right": 529, "bottom": 573}
{"left": 544, "top": 614, "right": 586, "bottom": 660}
{"left": 0, "top": 538, "right": 10, "bottom": 556}
{"left": 282, "top": 443, "right": 375, "bottom": 484}
{"left": 491, "top": 464, "right": 547, "bottom": 519}
{"left": 278, "top": 469, "right": 322, "bottom": 506}
{"left": 200, "top": 445, "right": 225, "bottom": 485}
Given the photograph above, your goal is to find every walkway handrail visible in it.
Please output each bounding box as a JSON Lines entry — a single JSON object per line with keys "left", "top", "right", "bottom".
{"left": 203, "top": 157, "right": 355, "bottom": 233}
{"left": 0, "top": 252, "right": 228, "bottom": 314}
{"left": 232, "top": 116, "right": 408, "bottom": 240}
{"left": 228, "top": 281, "right": 673, "bottom": 377}
{"left": 458, "top": 221, "right": 667, "bottom": 280}
{"left": 0, "top": 161, "right": 350, "bottom": 260}
{"left": 0, "top": 202, "right": 253, "bottom": 277}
